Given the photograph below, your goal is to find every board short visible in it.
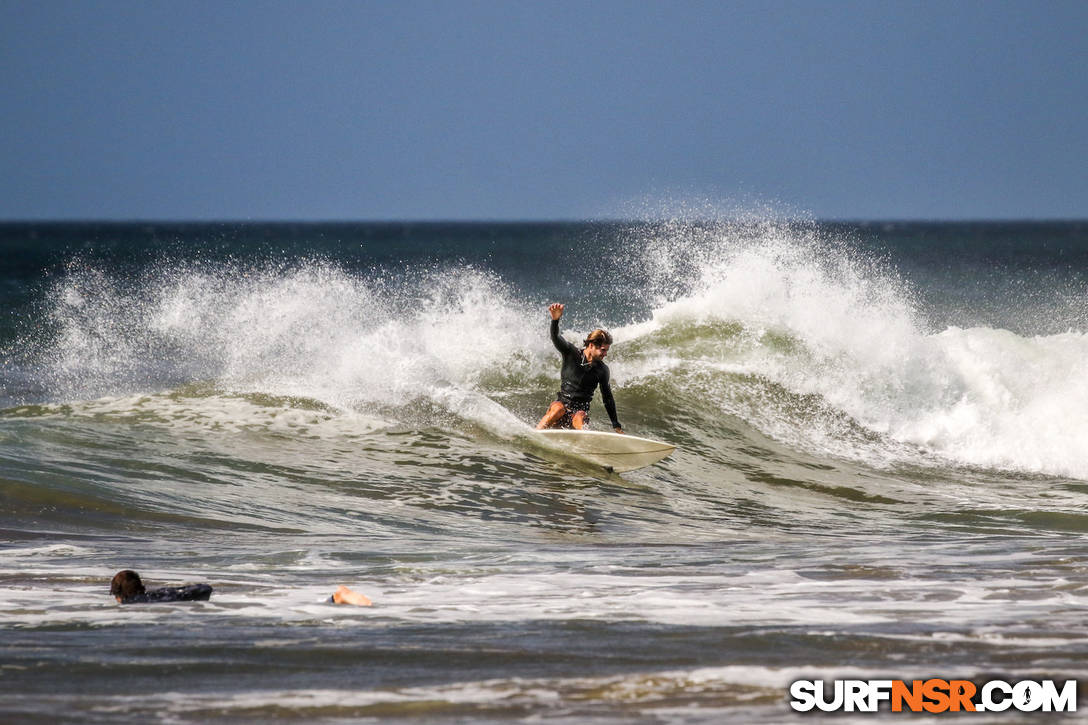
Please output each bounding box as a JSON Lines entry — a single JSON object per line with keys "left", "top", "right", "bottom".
{"left": 554, "top": 393, "right": 591, "bottom": 428}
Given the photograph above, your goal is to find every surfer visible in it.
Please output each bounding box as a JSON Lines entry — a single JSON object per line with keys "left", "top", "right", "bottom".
{"left": 110, "top": 570, "right": 213, "bottom": 604}
{"left": 536, "top": 303, "right": 624, "bottom": 433}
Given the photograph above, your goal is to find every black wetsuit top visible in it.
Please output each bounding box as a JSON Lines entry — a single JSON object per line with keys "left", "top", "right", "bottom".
{"left": 121, "top": 584, "right": 213, "bottom": 604}
{"left": 551, "top": 319, "right": 621, "bottom": 429}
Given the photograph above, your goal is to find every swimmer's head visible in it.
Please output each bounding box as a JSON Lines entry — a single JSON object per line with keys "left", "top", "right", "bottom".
{"left": 111, "top": 570, "right": 145, "bottom": 602}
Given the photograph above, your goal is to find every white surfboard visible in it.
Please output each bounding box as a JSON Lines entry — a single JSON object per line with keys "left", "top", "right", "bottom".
{"left": 533, "top": 429, "right": 676, "bottom": 473}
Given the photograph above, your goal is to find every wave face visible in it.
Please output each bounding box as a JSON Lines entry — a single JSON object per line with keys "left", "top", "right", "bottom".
{"left": 7, "top": 220, "right": 1086, "bottom": 479}
{"left": 2, "top": 220, "right": 1087, "bottom": 723}
{"left": 626, "top": 222, "right": 1088, "bottom": 479}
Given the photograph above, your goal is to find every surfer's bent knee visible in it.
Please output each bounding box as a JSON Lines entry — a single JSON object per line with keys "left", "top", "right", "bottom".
{"left": 536, "top": 401, "right": 567, "bottom": 429}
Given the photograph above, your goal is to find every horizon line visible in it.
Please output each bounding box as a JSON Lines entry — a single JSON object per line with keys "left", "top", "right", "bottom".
{"left": 2, "top": 216, "right": 1086, "bottom": 225}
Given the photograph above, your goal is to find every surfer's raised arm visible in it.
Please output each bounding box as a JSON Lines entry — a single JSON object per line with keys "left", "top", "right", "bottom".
{"left": 548, "top": 303, "right": 577, "bottom": 356}
{"left": 536, "top": 303, "right": 624, "bottom": 434}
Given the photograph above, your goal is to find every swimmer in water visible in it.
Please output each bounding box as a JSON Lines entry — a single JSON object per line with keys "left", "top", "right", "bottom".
{"left": 536, "top": 303, "right": 624, "bottom": 433}
{"left": 110, "top": 570, "right": 213, "bottom": 604}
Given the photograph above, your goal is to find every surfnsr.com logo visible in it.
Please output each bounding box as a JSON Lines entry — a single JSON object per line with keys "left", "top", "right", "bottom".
{"left": 790, "top": 679, "right": 1078, "bottom": 713}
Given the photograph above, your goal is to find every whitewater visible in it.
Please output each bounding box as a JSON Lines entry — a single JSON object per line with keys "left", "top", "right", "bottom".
{"left": 1, "top": 219, "right": 1086, "bottom": 722}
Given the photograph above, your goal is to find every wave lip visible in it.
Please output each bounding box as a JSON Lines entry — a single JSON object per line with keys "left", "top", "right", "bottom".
{"left": 618, "top": 225, "right": 1088, "bottom": 480}
{"left": 889, "top": 326, "right": 1088, "bottom": 478}
{"left": 12, "top": 221, "right": 1088, "bottom": 480}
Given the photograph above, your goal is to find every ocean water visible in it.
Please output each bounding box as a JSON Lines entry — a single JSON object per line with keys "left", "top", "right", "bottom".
{"left": 1, "top": 219, "right": 1086, "bottom": 723}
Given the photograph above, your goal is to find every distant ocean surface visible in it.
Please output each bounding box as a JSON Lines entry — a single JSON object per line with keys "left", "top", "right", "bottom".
{"left": 1, "top": 219, "right": 1087, "bottom": 723}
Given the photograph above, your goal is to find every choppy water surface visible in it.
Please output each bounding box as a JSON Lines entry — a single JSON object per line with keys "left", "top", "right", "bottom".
{"left": 1, "top": 219, "right": 1087, "bottom": 722}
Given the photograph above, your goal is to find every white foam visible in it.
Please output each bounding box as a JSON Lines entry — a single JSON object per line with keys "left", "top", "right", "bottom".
{"left": 37, "top": 262, "right": 550, "bottom": 435}
{"left": 0, "top": 544, "right": 93, "bottom": 559}
{"left": 620, "top": 227, "right": 1088, "bottom": 479}
{"left": 23, "top": 391, "right": 391, "bottom": 437}
{"left": 25, "top": 660, "right": 1088, "bottom": 722}
{"left": 32, "top": 233, "right": 1088, "bottom": 478}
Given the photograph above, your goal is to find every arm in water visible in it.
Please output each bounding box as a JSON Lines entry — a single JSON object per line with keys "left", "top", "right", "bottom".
{"left": 328, "top": 585, "right": 372, "bottom": 606}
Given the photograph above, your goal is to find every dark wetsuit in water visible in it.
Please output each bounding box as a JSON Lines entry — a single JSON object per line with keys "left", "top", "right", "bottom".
{"left": 550, "top": 319, "right": 621, "bottom": 429}
{"left": 120, "top": 584, "right": 213, "bottom": 604}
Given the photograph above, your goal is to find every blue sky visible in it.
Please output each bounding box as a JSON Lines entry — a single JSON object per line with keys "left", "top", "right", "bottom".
{"left": 2, "top": 0, "right": 1086, "bottom": 220}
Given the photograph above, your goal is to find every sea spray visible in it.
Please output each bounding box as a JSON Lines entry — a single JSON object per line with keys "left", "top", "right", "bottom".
{"left": 30, "top": 257, "right": 547, "bottom": 432}
{"left": 617, "top": 220, "right": 1088, "bottom": 478}
{"left": 13, "top": 220, "right": 1088, "bottom": 478}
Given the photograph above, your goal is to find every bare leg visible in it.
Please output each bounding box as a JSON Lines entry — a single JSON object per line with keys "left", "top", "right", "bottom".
{"left": 536, "top": 401, "right": 568, "bottom": 429}
{"left": 571, "top": 411, "right": 588, "bottom": 429}
{"left": 332, "top": 585, "right": 372, "bottom": 606}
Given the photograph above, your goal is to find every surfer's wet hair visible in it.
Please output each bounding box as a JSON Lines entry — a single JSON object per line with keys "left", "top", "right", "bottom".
{"left": 110, "top": 570, "right": 145, "bottom": 600}
{"left": 584, "top": 329, "right": 613, "bottom": 347}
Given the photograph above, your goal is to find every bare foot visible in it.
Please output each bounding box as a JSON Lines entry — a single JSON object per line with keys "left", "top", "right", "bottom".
{"left": 331, "top": 585, "right": 372, "bottom": 606}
